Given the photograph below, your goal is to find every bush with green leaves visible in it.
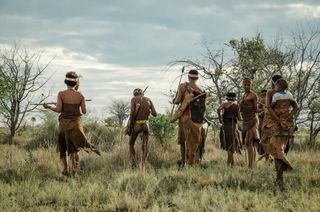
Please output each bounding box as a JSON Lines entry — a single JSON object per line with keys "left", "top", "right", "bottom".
{"left": 149, "top": 114, "right": 176, "bottom": 149}
{"left": 84, "top": 122, "right": 123, "bottom": 151}
{"left": 26, "top": 111, "right": 59, "bottom": 149}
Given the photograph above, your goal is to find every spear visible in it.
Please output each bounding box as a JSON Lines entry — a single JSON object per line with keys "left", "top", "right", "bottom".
{"left": 31, "top": 99, "right": 92, "bottom": 106}
{"left": 170, "top": 66, "right": 185, "bottom": 118}
{"left": 143, "top": 86, "right": 149, "bottom": 94}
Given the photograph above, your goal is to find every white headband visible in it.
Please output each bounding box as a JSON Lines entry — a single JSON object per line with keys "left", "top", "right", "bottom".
{"left": 188, "top": 73, "right": 199, "bottom": 78}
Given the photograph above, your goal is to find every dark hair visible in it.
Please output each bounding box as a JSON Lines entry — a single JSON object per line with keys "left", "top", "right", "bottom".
{"left": 260, "top": 89, "right": 267, "bottom": 94}
{"left": 226, "top": 92, "right": 237, "bottom": 101}
{"left": 188, "top": 69, "right": 199, "bottom": 79}
{"left": 64, "top": 71, "right": 78, "bottom": 87}
{"left": 188, "top": 69, "right": 199, "bottom": 75}
{"left": 243, "top": 77, "right": 252, "bottom": 82}
{"left": 275, "top": 78, "right": 288, "bottom": 90}
{"left": 272, "top": 75, "right": 282, "bottom": 83}
{"left": 133, "top": 88, "right": 143, "bottom": 96}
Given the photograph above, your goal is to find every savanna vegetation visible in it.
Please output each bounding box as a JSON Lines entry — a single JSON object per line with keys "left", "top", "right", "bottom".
{"left": 0, "top": 116, "right": 319, "bottom": 211}
{"left": 1, "top": 24, "right": 320, "bottom": 211}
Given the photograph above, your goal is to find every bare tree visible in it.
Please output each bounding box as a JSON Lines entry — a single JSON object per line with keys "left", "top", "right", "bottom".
{"left": 108, "top": 99, "right": 130, "bottom": 127}
{"left": 285, "top": 24, "right": 320, "bottom": 146}
{"left": 168, "top": 27, "right": 320, "bottom": 146}
{"left": 167, "top": 42, "right": 234, "bottom": 132}
{"left": 0, "top": 43, "right": 52, "bottom": 144}
{"left": 169, "top": 37, "right": 291, "bottom": 117}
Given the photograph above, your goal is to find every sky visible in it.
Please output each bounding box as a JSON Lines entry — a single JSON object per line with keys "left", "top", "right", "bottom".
{"left": 0, "top": 0, "right": 319, "bottom": 119}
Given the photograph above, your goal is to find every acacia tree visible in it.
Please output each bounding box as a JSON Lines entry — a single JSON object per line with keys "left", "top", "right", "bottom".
{"left": 169, "top": 26, "right": 320, "bottom": 146}
{"left": 169, "top": 36, "right": 290, "bottom": 119}
{"left": 227, "top": 34, "right": 292, "bottom": 93}
{"left": 0, "top": 44, "right": 52, "bottom": 144}
{"left": 108, "top": 99, "right": 130, "bottom": 127}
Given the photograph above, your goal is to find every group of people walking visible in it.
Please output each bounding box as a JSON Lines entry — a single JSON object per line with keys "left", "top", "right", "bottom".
{"left": 43, "top": 70, "right": 297, "bottom": 186}
{"left": 217, "top": 75, "right": 297, "bottom": 185}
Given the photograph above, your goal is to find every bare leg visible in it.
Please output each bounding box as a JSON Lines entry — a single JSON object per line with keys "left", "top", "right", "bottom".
{"left": 275, "top": 158, "right": 284, "bottom": 186}
{"left": 141, "top": 133, "right": 149, "bottom": 169}
{"left": 129, "top": 132, "right": 139, "bottom": 168}
{"left": 246, "top": 135, "right": 255, "bottom": 168}
{"left": 71, "top": 153, "right": 79, "bottom": 176}
{"left": 188, "top": 153, "right": 195, "bottom": 166}
{"left": 61, "top": 154, "right": 68, "bottom": 175}
{"left": 180, "top": 142, "right": 186, "bottom": 168}
{"left": 227, "top": 151, "right": 234, "bottom": 166}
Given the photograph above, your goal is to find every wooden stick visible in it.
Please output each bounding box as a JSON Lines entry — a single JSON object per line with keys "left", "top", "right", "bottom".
{"left": 31, "top": 99, "right": 92, "bottom": 105}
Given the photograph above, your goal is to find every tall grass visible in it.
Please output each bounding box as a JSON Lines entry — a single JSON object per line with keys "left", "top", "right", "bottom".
{"left": 0, "top": 128, "right": 319, "bottom": 211}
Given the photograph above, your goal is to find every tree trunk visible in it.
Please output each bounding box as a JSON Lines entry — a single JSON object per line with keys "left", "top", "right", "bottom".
{"left": 309, "top": 113, "right": 314, "bottom": 147}
{"left": 310, "top": 127, "right": 320, "bottom": 148}
{"left": 9, "top": 127, "right": 15, "bottom": 145}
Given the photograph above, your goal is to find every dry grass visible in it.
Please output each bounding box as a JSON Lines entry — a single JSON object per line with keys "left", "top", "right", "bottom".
{"left": 0, "top": 127, "right": 319, "bottom": 211}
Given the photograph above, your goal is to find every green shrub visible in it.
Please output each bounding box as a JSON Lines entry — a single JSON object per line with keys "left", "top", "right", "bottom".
{"left": 25, "top": 111, "right": 59, "bottom": 149}
{"left": 149, "top": 114, "right": 176, "bottom": 149}
{"left": 84, "top": 122, "right": 123, "bottom": 152}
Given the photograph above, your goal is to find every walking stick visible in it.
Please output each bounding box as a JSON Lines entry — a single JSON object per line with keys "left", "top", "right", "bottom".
{"left": 170, "top": 66, "right": 185, "bottom": 118}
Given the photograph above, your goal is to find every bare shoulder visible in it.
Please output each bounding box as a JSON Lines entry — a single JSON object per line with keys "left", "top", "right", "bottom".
{"left": 219, "top": 102, "right": 228, "bottom": 109}
{"left": 143, "top": 96, "right": 151, "bottom": 101}
{"left": 58, "top": 90, "right": 66, "bottom": 97}
{"left": 251, "top": 92, "right": 258, "bottom": 99}
{"left": 266, "top": 90, "right": 275, "bottom": 97}
{"left": 77, "top": 91, "right": 85, "bottom": 99}
{"left": 59, "top": 90, "right": 68, "bottom": 95}
{"left": 179, "top": 82, "right": 188, "bottom": 91}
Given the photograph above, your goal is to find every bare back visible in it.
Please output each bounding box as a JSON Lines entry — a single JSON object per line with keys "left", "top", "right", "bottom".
{"left": 56, "top": 89, "right": 86, "bottom": 115}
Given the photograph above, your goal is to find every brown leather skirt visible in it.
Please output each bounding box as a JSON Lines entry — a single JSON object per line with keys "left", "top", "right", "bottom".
{"left": 58, "top": 118, "right": 100, "bottom": 157}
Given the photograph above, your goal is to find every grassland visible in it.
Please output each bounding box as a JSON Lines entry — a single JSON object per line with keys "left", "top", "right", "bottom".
{"left": 0, "top": 127, "right": 320, "bottom": 212}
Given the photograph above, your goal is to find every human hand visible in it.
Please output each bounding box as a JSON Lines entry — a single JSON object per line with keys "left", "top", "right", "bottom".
{"left": 43, "top": 103, "right": 49, "bottom": 109}
{"left": 280, "top": 119, "right": 288, "bottom": 130}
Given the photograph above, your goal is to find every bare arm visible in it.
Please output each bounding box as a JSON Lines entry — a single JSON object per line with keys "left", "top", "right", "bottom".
{"left": 236, "top": 104, "right": 243, "bottom": 121}
{"left": 80, "top": 95, "right": 87, "bottom": 114}
{"left": 256, "top": 99, "right": 264, "bottom": 113}
{"left": 252, "top": 93, "right": 258, "bottom": 112}
{"left": 266, "top": 91, "right": 281, "bottom": 124}
{"left": 286, "top": 99, "right": 298, "bottom": 121}
{"left": 129, "top": 98, "right": 136, "bottom": 123}
{"left": 149, "top": 99, "right": 157, "bottom": 117}
{"left": 44, "top": 92, "right": 62, "bottom": 113}
{"left": 173, "top": 84, "right": 184, "bottom": 104}
{"left": 217, "top": 103, "right": 224, "bottom": 124}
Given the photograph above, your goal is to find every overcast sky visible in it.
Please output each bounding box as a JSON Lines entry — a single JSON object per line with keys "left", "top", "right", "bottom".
{"left": 0, "top": 0, "right": 319, "bottom": 119}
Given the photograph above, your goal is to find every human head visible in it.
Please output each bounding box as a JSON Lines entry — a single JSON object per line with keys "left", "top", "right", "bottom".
{"left": 243, "top": 78, "right": 252, "bottom": 92}
{"left": 64, "top": 71, "right": 79, "bottom": 87}
{"left": 226, "top": 92, "right": 237, "bottom": 101}
{"left": 275, "top": 78, "right": 288, "bottom": 92}
{"left": 188, "top": 69, "right": 199, "bottom": 82}
{"left": 133, "top": 88, "right": 143, "bottom": 96}
{"left": 259, "top": 89, "right": 267, "bottom": 98}
{"left": 272, "top": 74, "right": 282, "bottom": 88}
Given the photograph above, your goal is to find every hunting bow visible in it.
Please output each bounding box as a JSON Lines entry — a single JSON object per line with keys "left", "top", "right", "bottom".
{"left": 170, "top": 66, "right": 185, "bottom": 118}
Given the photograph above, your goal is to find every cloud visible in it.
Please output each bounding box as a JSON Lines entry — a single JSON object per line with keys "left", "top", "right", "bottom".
{"left": 1, "top": 0, "right": 319, "bottom": 118}
{"left": 37, "top": 46, "right": 181, "bottom": 118}
{"left": 287, "top": 3, "right": 320, "bottom": 19}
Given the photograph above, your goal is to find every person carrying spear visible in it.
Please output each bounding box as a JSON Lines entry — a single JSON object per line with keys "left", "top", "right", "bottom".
{"left": 172, "top": 69, "right": 207, "bottom": 167}
{"left": 125, "top": 87, "right": 157, "bottom": 169}
{"left": 43, "top": 71, "right": 100, "bottom": 176}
